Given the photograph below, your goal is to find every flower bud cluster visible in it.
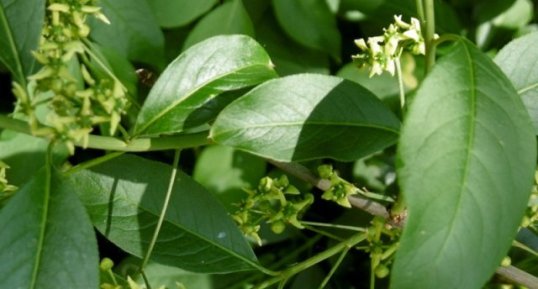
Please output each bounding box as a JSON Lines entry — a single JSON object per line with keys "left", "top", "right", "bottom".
{"left": 0, "top": 161, "right": 17, "bottom": 207}
{"left": 318, "top": 164, "right": 358, "bottom": 208}
{"left": 232, "top": 175, "right": 314, "bottom": 245}
{"left": 352, "top": 15, "right": 434, "bottom": 77}
{"left": 366, "top": 217, "right": 399, "bottom": 279}
{"left": 13, "top": 0, "right": 128, "bottom": 154}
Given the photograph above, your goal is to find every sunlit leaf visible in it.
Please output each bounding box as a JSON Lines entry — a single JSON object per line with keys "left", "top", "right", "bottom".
{"left": 392, "top": 39, "right": 536, "bottom": 289}
{"left": 134, "top": 35, "right": 277, "bottom": 136}
{"left": 69, "top": 154, "right": 259, "bottom": 273}
{"left": 211, "top": 74, "right": 400, "bottom": 162}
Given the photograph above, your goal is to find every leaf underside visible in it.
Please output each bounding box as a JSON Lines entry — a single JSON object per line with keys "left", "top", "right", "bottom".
{"left": 391, "top": 39, "right": 536, "bottom": 289}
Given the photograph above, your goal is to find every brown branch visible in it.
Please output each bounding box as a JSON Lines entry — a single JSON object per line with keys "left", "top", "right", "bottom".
{"left": 267, "top": 159, "right": 538, "bottom": 288}
{"left": 496, "top": 265, "right": 538, "bottom": 289}
{"left": 268, "top": 160, "right": 390, "bottom": 219}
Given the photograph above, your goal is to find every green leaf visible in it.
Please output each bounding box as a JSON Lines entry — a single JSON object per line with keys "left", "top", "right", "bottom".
{"left": 491, "top": 0, "right": 533, "bottom": 29}
{"left": 0, "top": 130, "right": 68, "bottom": 186}
{"left": 495, "top": 32, "right": 538, "bottom": 134}
{"left": 337, "top": 63, "right": 399, "bottom": 100}
{"left": 183, "top": 0, "right": 255, "bottom": 50}
{"left": 0, "top": 0, "right": 45, "bottom": 84}
{"left": 134, "top": 261, "right": 212, "bottom": 289}
{"left": 193, "top": 145, "right": 266, "bottom": 212}
{"left": 473, "top": 0, "right": 517, "bottom": 23}
{"left": 392, "top": 39, "right": 536, "bottom": 289}
{"left": 148, "top": 0, "right": 217, "bottom": 28}
{"left": 210, "top": 74, "right": 400, "bottom": 162}
{"left": 256, "top": 11, "right": 330, "bottom": 76}
{"left": 89, "top": 0, "right": 165, "bottom": 69}
{"left": 272, "top": 0, "right": 341, "bottom": 60}
{"left": 68, "top": 154, "right": 259, "bottom": 273}
{"left": 134, "top": 35, "right": 277, "bottom": 136}
{"left": 0, "top": 167, "right": 99, "bottom": 288}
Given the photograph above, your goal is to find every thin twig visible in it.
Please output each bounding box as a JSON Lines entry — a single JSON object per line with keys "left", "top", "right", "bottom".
{"left": 496, "top": 265, "right": 538, "bottom": 289}
{"left": 267, "top": 159, "right": 538, "bottom": 287}
{"left": 268, "top": 160, "right": 390, "bottom": 219}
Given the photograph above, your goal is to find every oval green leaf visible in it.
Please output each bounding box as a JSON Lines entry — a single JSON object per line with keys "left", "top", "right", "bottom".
{"left": 183, "top": 0, "right": 254, "bottom": 50}
{"left": 134, "top": 35, "right": 277, "bottom": 136}
{"left": 0, "top": 167, "right": 99, "bottom": 288}
{"left": 89, "top": 0, "right": 165, "bottom": 69}
{"left": 495, "top": 31, "right": 538, "bottom": 134}
{"left": 272, "top": 0, "right": 341, "bottom": 60}
{"left": 0, "top": 0, "right": 45, "bottom": 84}
{"left": 148, "top": 0, "right": 217, "bottom": 28}
{"left": 256, "top": 11, "right": 329, "bottom": 76}
{"left": 392, "top": 39, "right": 536, "bottom": 289}
{"left": 210, "top": 74, "right": 400, "bottom": 162}
{"left": 68, "top": 154, "right": 259, "bottom": 273}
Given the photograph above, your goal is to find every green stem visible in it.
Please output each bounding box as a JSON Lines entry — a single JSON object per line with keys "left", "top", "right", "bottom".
{"left": 0, "top": 114, "right": 210, "bottom": 151}
{"left": 318, "top": 248, "right": 349, "bottom": 289}
{"left": 301, "top": 221, "right": 367, "bottom": 232}
{"left": 416, "top": 0, "right": 425, "bottom": 23}
{"left": 64, "top": 151, "right": 125, "bottom": 175}
{"left": 227, "top": 236, "right": 322, "bottom": 289}
{"left": 423, "top": 0, "right": 436, "bottom": 73}
{"left": 254, "top": 233, "right": 367, "bottom": 289}
{"left": 140, "top": 149, "right": 181, "bottom": 270}
{"left": 140, "top": 270, "right": 153, "bottom": 289}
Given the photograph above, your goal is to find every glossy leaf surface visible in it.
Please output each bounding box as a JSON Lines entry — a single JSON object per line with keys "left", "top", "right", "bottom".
{"left": 89, "top": 0, "right": 165, "bottom": 69}
{"left": 272, "top": 0, "right": 341, "bottom": 60}
{"left": 210, "top": 74, "right": 400, "bottom": 162}
{"left": 495, "top": 31, "right": 538, "bottom": 134}
{"left": 0, "top": 0, "right": 44, "bottom": 84}
{"left": 183, "top": 0, "right": 254, "bottom": 49}
{"left": 69, "top": 154, "right": 258, "bottom": 273}
{"left": 135, "top": 35, "right": 277, "bottom": 136}
{"left": 148, "top": 0, "right": 217, "bottom": 28}
{"left": 392, "top": 39, "right": 536, "bottom": 289}
{"left": 0, "top": 168, "right": 99, "bottom": 288}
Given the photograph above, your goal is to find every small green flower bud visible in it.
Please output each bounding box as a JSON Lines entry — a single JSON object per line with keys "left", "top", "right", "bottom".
{"left": 99, "top": 258, "right": 114, "bottom": 271}
{"left": 271, "top": 221, "right": 286, "bottom": 234}
{"left": 375, "top": 264, "right": 390, "bottom": 278}
{"left": 318, "top": 164, "right": 334, "bottom": 179}
{"left": 501, "top": 257, "right": 511, "bottom": 267}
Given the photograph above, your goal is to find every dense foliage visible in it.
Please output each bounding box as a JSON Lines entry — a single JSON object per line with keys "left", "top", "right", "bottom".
{"left": 1, "top": 0, "right": 538, "bottom": 288}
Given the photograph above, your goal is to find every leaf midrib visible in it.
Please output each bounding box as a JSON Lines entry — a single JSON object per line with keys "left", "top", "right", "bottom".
{"left": 136, "top": 62, "right": 272, "bottom": 135}
{"left": 431, "top": 41, "right": 478, "bottom": 265}
{"left": 212, "top": 120, "right": 400, "bottom": 138}
{"left": 29, "top": 167, "right": 52, "bottom": 288}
